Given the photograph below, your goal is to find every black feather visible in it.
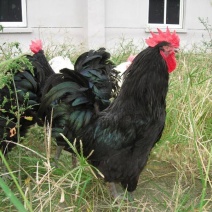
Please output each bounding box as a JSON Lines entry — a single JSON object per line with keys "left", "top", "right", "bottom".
{"left": 39, "top": 48, "right": 119, "bottom": 152}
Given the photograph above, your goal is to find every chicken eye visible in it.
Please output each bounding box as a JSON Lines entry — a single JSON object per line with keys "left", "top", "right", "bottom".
{"left": 162, "top": 46, "right": 170, "bottom": 52}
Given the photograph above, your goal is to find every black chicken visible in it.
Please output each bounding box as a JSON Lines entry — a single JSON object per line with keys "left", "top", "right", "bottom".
{"left": 0, "top": 40, "right": 55, "bottom": 155}
{"left": 39, "top": 28, "right": 180, "bottom": 198}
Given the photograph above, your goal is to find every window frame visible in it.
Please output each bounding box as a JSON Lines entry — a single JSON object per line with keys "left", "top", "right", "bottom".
{"left": 147, "top": 0, "right": 184, "bottom": 29}
{"left": 0, "top": 0, "right": 27, "bottom": 28}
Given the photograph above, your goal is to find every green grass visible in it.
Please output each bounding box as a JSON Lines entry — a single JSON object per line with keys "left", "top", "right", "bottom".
{"left": 0, "top": 41, "right": 211, "bottom": 211}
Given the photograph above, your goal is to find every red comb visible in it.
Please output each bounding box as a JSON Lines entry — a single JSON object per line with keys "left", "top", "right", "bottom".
{"left": 30, "top": 39, "right": 43, "bottom": 53}
{"left": 145, "top": 27, "right": 180, "bottom": 48}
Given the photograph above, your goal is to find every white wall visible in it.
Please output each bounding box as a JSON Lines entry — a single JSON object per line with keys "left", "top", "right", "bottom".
{"left": 85, "top": 0, "right": 105, "bottom": 49}
{"left": 105, "top": 0, "right": 212, "bottom": 51}
{"left": 180, "top": 0, "right": 212, "bottom": 49}
{"left": 0, "top": 0, "right": 212, "bottom": 53}
{"left": 0, "top": 0, "right": 86, "bottom": 51}
{"left": 27, "top": 0, "right": 84, "bottom": 27}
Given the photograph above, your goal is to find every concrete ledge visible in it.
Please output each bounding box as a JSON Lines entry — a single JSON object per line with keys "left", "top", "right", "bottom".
{"left": 145, "top": 28, "right": 187, "bottom": 34}
{"left": 0, "top": 28, "right": 33, "bottom": 34}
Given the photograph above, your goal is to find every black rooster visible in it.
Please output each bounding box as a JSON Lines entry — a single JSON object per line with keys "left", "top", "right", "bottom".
{"left": 0, "top": 40, "right": 55, "bottom": 155}
{"left": 39, "top": 28, "right": 180, "bottom": 198}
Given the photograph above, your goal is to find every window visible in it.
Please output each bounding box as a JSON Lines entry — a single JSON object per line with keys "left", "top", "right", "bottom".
{"left": 0, "top": 0, "right": 27, "bottom": 27}
{"left": 148, "top": 0, "right": 184, "bottom": 28}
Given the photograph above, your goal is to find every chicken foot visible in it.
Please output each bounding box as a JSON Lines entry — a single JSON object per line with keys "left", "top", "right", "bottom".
{"left": 107, "top": 182, "right": 134, "bottom": 202}
{"left": 107, "top": 182, "right": 119, "bottom": 199}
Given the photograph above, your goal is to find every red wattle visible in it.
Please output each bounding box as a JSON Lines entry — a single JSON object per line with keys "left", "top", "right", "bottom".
{"left": 160, "top": 51, "right": 176, "bottom": 73}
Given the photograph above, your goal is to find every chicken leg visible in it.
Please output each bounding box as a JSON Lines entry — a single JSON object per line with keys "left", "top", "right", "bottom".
{"left": 54, "top": 146, "right": 64, "bottom": 167}
{"left": 107, "top": 182, "right": 119, "bottom": 199}
{"left": 54, "top": 146, "right": 77, "bottom": 168}
{"left": 107, "top": 182, "right": 134, "bottom": 202}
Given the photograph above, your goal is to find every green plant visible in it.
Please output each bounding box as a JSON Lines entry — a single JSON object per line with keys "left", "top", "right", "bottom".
{"left": 0, "top": 25, "right": 3, "bottom": 32}
{"left": 199, "top": 17, "right": 212, "bottom": 51}
{"left": 109, "top": 37, "right": 142, "bottom": 65}
{"left": 0, "top": 42, "right": 23, "bottom": 61}
{"left": 42, "top": 40, "right": 84, "bottom": 63}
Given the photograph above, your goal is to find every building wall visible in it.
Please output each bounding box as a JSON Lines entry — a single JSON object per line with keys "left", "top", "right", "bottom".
{"left": 105, "top": 0, "right": 212, "bottom": 51}
{"left": 0, "top": 0, "right": 212, "bottom": 52}
{"left": 0, "top": 0, "right": 86, "bottom": 51}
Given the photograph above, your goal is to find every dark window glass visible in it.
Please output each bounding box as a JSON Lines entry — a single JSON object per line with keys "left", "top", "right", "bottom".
{"left": 149, "top": 0, "right": 181, "bottom": 25}
{"left": 149, "top": 0, "right": 164, "bottom": 24}
{"left": 166, "top": 0, "right": 180, "bottom": 24}
{"left": 0, "top": 0, "right": 22, "bottom": 22}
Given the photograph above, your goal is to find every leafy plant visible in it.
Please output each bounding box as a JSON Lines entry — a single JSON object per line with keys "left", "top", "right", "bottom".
{"left": 0, "top": 25, "right": 3, "bottom": 32}
{"left": 110, "top": 37, "right": 142, "bottom": 65}
{"left": 199, "top": 17, "right": 212, "bottom": 51}
{"left": 0, "top": 42, "right": 23, "bottom": 60}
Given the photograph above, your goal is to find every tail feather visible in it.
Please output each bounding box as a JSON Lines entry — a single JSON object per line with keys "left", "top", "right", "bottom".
{"left": 60, "top": 68, "right": 89, "bottom": 87}
{"left": 39, "top": 48, "right": 118, "bottom": 148}
{"left": 15, "top": 72, "right": 38, "bottom": 91}
{"left": 20, "top": 72, "right": 38, "bottom": 90}
{"left": 39, "top": 81, "right": 84, "bottom": 111}
{"left": 74, "top": 48, "right": 111, "bottom": 73}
